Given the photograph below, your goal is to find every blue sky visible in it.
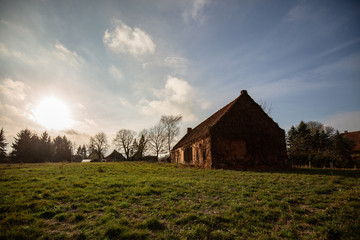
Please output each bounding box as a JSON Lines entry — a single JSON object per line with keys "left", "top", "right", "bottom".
{"left": 0, "top": 0, "right": 359, "bottom": 149}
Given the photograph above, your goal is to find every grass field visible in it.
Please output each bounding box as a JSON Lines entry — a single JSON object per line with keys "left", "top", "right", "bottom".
{"left": 0, "top": 162, "right": 359, "bottom": 239}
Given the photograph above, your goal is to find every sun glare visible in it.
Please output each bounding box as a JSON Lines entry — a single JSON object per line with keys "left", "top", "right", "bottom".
{"left": 33, "top": 97, "right": 72, "bottom": 130}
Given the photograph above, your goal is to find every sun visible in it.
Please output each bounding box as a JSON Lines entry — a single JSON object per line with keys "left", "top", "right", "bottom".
{"left": 33, "top": 97, "right": 72, "bottom": 130}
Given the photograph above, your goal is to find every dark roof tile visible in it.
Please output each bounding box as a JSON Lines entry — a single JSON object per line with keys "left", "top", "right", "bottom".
{"left": 172, "top": 93, "right": 242, "bottom": 150}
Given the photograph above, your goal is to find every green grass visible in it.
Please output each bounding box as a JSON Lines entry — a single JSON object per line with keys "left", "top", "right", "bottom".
{"left": 0, "top": 162, "right": 359, "bottom": 239}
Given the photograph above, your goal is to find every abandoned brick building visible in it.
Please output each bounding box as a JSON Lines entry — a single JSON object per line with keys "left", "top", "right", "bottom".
{"left": 171, "top": 90, "right": 288, "bottom": 169}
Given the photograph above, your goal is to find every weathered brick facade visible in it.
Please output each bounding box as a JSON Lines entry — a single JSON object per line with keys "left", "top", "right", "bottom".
{"left": 171, "top": 90, "right": 288, "bottom": 169}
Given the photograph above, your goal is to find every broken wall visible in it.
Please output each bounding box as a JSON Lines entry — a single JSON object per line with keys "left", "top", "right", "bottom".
{"left": 171, "top": 137, "right": 212, "bottom": 168}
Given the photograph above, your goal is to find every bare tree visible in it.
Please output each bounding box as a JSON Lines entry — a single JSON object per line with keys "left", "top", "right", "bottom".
{"left": 307, "top": 121, "right": 323, "bottom": 134}
{"left": 89, "top": 132, "right": 109, "bottom": 160}
{"left": 258, "top": 100, "right": 272, "bottom": 116}
{"left": 160, "top": 115, "right": 182, "bottom": 155}
{"left": 113, "top": 129, "right": 136, "bottom": 160}
{"left": 148, "top": 123, "right": 166, "bottom": 159}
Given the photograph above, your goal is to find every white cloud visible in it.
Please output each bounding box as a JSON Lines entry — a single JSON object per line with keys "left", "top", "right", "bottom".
{"left": 155, "top": 76, "right": 195, "bottom": 104}
{"left": 138, "top": 76, "right": 209, "bottom": 122}
{"left": 103, "top": 20, "right": 155, "bottom": 57}
{"left": 325, "top": 111, "right": 360, "bottom": 133}
{"left": 142, "top": 56, "right": 188, "bottom": 75}
{"left": 0, "top": 41, "right": 80, "bottom": 68}
{"left": 54, "top": 43, "right": 80, "bottom": 67}
{"left": 183, "top": 0, "right": 209, "bottom": 24}
{"left": 0, "top": 42, "right": 9, "bottom": 55}
{"left": 0, "top": 78, "right": 28, "bottom": 101}
{"left": 0, "top": 103, "right": 25, "bottom": 123}
{"left": 109, "top": 65, "right": 123, "bottom": 81}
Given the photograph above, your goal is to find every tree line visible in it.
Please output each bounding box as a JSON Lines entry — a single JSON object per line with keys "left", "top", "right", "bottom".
{"left": 287, "top": 121, "right": 357, "bottom": 168}
{"left": 88, "top": 115, "right": 182, "bottom": 161}
{"left": 0, "top": 115, "right": 182, "bottom": 163}
{"left": 0, "top": 128, "right": 73, "bottom": 163}
{"left": 1, "top": 118, "right": 358, "bottom": 168}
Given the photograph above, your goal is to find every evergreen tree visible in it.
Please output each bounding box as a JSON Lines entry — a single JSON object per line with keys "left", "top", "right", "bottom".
{"left": 287, "top": 121, "right": 310, "bottom": 166}
{"left": 74, "top": 145, "right": 83, "bottom": 162}
{"left": 287, "top": 121, "right": 355, "bottom": 168}
{"left": 11, "top": 129, "right": 39, "bottom": 163}
{"left": 131, "top": 138, "right": 139, "bottom": 159}
{"left": 137, "top": 135, "right": 147, "bottom": 158}
{"left": 81, "top": 145, "right": 87, "bottom": 159}
{"left": 39, "top": 131, "right": 52, "bottom": 162}
{"left": 53, "top": 136, "right": 72, "bottom": 162}
{"left": 76, "top": 145, "right": 82, "bottom": 156}
{"left": 333, "top": 131, "right": 355, "bottom": 168}
{"left": 0, "top": 128, "right": 8, "bottom": 163}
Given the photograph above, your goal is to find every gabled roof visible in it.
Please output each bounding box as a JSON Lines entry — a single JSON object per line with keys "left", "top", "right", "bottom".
{"left": 172, "top": 90, "right": 248, "bottom": 150}
{"left": 105, "top": 150, "right": 125, "bottom": 160}
{"left": 342, "top": 131, "right": 360, "bottom": 152}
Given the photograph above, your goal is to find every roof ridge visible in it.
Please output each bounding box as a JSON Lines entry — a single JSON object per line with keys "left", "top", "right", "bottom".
{"left": 172, "top": 95, "right": 240, "bottom": 150}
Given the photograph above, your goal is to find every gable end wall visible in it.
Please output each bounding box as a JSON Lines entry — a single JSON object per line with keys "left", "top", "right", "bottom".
{"left": 210, "top": 98, "right": 287, "bottom": 168}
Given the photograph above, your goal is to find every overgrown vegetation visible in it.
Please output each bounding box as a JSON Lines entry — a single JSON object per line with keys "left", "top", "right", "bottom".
{"left": 287, "top": 121, "right": 357, "bottom": 168}
{"left": 1, "top": 114, "right": 182, "bottom": 164}
{"left": 1, "top": 162, "right": 359, "bottom": 239}
{"left": 10, "top": 129, "right": 73, "bottom": 163}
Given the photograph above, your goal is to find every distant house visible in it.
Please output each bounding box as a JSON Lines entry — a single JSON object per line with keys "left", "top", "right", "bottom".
{"left": 342, "top": 130, "right": 360, "bottom": 164}
{"left": 105, "top": 150, "right": 126, "bottom": 162}
{"left": 171, "top": 90, "right": 288, "bottom": 169}
{"left": 88, "top": 150, "right": 104, "bottom": 162}
{"left": 342, "top": 131, "right": 360, "bottom": 152}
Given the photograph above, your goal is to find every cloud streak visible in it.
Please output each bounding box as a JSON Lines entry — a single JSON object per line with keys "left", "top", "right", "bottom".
{"left": 54, "top": 43, "right": 80, "bottom": 67}
{"left": 183, "top": 0, "right": 209, "bottom": 24}
{"left": 249, "top": 77, "right": 332, "bottom": 99}
{"left": 0, "top": 78, "right": 27, "bottom": 101}
{"left": 109, "top": 65, "right": 123, "bottom": 81}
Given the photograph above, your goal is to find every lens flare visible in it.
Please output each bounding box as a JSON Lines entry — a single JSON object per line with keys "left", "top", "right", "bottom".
{"left": 33, "top": 97, "right": 72, "bottom": 130}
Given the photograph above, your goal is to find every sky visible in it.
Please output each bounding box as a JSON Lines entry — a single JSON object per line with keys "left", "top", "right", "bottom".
{"left": 1, "top": 0, "right": 360, "bottom": 153}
